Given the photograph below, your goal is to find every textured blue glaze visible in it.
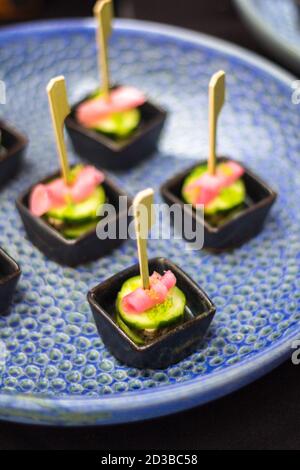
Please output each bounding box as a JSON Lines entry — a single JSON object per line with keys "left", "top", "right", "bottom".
{"left": 249, "top": 0, "right": 299, "bottom": 44}
{"left": 0, "top": 19, "right": 299, "bottom": 426}
{"left": 234, "top": 0, "right": 300, "bottom": 70}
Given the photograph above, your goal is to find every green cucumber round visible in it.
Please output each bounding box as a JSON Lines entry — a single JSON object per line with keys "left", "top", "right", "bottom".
{"left": 182, "top": 164, "right": 246, "bottom": 215}
{"left": 92, "top": 108, "right": 141, "bottom": 138}
{"left": 116, "top": 276, "right": 186, "bottom": 331}
{"left": 61, "top": 220, "right": 99, "bottom": 239}
{"left": 116, "top": 314, "right": 145, "bottom": 346}
{"left": 47, "top": 186, "right": 106, "bottom": 223}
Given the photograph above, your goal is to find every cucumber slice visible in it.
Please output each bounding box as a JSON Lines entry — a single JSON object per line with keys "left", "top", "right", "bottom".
{"left": 62, "top": 220, "right": 99, "bottom": 239}
{"left": 93, "top": 108, "right": 141, "bottom": 138}
{"left": 182, "top": 164, "right": 246, "bottom": 215}
{"left": 116, "top": 314, "right": 145, "bottom": 346}
{"left": 204, "top": 181, "right": 245, "bottom": 215}
{"left": 116, "top": 276, "right": 186, "bottom": 331}
{"left": 47, "top": 186, "right": 106, "bottom": 223}
{"left": 87, "top": 89, "right": 141, "bottom": 138}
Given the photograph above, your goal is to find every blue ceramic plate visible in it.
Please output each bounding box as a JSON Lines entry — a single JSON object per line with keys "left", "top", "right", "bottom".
{"left": 0, "top": 19, "right": 299, "bottom": 426}
{"left": 234, "top": 0, "right": 300, "bottom": 71}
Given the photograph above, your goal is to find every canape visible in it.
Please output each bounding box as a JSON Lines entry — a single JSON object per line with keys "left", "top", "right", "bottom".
{"left": 160, "top": 71, "right": 277, "bottom": 251}
{"left": 16, "top": 166, "right": 130, "bottom": 266}
{"left": 0, "top": 248, "right": 21, "bottom": 314}
{"left": 88, "top": 189, "right": 216, "bottom": 369}
{"left": 16, "top": 76, "right": 130, "bottom": 266}
{"left": 65, "top": 0, "right": 167, "bottom": 170}
{"left": 161, "top": 157, "right": 277, "bottom": 251}
{"left": 65, "top": 89, "right": 167, "bottom": 171}
{"left": 0, "top": 120, "right": 28, "bottom": 187}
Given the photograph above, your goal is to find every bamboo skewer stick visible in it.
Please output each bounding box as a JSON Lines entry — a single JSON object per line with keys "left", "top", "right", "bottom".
{"left": 133, "top": 188, "right": 155, "bottom": 290}
{"left": 47, "top": 76, "right": 71, "bottom": 185}
{"left": 208, "top": 70, "right": 226, "bottom": 175}
{"left": 94, "top": 0, "right": 113, "bottom": 100}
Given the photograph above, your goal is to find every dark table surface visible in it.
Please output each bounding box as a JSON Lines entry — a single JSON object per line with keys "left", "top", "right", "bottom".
{"left": 0, "top": 0, "right": 299, "bottom": 451}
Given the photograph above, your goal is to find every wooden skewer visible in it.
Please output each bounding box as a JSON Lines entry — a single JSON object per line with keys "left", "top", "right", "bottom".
{"left": 94, "top": 0, "right": 113, "bottom": 100}
{"left": 47, "top": 76, "right": 71, "bottom": 185}
{"left": 208, "top": 70, "right": 226, "bottom": 175}
{"left": 133, "top": 188, "right": 155, "bottom": 290}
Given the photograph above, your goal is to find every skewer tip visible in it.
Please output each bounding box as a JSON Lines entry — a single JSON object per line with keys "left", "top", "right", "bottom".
{"left": 134, "top": 188, "right": 154, "bottom": 205}
{"left": 209, "top": 70, "right": 226, "bottom": 89}
{"left": 94, "top": 0, "right": 111, "bottom": 16}
{"left": 46, "top": 75, "right": 65, "bottom": 93}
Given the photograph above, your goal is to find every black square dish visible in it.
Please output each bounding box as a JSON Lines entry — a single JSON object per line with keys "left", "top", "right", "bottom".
{"left": 0, "top": 248, "right": 21, "bottom": 315}
{"left": 160, "top": 157, "right": 277, "bottom": 251}
{"left": 65, "top": 92, "right": 167, "bottom": 171}
{"left": 0, "top": 120, "right": 28, "bottom": 187}
{"left": 16, "top": 171, "right": 131, "bottom": 267}
{"left": 88, "top": 257, "right": 216, "bottom": 369}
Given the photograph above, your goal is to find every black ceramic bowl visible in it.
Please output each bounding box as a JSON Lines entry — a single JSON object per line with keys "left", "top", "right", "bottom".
{"left": 0, "top": 120, "right": 28, "bottom": 187}
{"left": 0, "top": 248, "right": 21, "bottom": 315}
{"left": 88, "top": 257, "right": 216, "bottom": 369}
{"left": 65, "top": 90, "right": 167, "bottom": 171}
{"left": 16, "top": 170, "right": 131, "bottom": 267}
{"left": 160, "top": 157, "right": 277, "bottom": 251}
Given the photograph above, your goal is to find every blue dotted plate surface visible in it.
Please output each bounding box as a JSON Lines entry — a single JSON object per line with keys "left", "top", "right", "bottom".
{"left": 0, "top": 19, "right": 299, "bottom": 426}
{"left": 234, "top": 0, "right": 300, "bottom": 71}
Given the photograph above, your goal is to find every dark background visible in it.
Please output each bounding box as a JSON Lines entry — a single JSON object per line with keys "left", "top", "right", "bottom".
{"left": 0, "top": 0, "right": 299, "bottom": 451}
{"left": 0, "top": 0, "right": 284, "bottom": 67}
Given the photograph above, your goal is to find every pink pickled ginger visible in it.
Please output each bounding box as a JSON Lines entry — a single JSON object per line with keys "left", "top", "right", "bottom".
{"left": 76, "top": 86, "right": 146, "bottom": 128}
{"left": 121, "top": 270, "right": 177, "bottom": 315}
{"left": 185, "top": 161, "right": 244, "bottom": 206}
{"left": 29, "top": 166, "right": 104, "bottom": 217}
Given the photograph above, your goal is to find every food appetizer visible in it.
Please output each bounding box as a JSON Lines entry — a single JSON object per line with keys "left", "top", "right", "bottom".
{"left": 29, "top": 164, "right": 105, "bottom": 240}
{"left": 0, "top": 248, "right": 21, "bottom": 315}
{"left": 65, "top": 0, "right": 167, "bottom": 171}
{"left": 16, "top": 76, "right": 130, "bottom": 267}
{"left": 88, "top": 188, "right": 216, "bottom": 369}
{"left": 0, "top": 120, "right": 28, "bottom": 187}
{"left": 161, "top": 71, "right": 277, "bottom": 251}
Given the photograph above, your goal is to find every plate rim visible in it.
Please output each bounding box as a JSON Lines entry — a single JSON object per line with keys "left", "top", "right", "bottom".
{"left": 233, "top": 0, "right": 300, "bottom": 70}
{"left": 0, "top": 17, "right": 298, "bottom": 426}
